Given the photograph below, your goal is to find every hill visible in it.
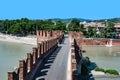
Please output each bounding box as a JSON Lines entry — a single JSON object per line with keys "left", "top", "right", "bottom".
{"left": 94, "top": 18, "right": 120, "bottom": 23}
{"left": 50, "top": 18, "right": 91, "bottom": 23}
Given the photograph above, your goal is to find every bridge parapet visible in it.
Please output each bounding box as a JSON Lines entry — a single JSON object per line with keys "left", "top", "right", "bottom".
{"left": 69, "top": 31, "right": 84, "bottom": 80}
{"left": 37, "top": 30, "right": 64, "bottom": 44}
{"left": 83, "top": 38, "right": 120, "bottom": 46}
{"left": 8, "top": 30, "right": 64, "bottom": 80}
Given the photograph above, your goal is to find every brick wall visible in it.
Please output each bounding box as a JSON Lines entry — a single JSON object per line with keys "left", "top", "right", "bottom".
{"left": 69, "top": 31, "right": 83, "bottom": 80}
{"left": 83, "top": 39, "right": 120, "bottom": 46}
{"left": 8, "top": 30, "right": 64, "bottom": 80}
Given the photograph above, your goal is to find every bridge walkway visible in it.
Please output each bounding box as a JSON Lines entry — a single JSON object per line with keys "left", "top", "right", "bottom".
{"left": 34, "top": 35, "right": 70, "bottom": 80}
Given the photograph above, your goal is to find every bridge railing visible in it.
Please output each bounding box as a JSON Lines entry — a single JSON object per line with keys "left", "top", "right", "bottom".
{"left": 8, "top": 30, "right": 64, "bottom": 80}
{"left": 69, "top": 31, "right": 84, "bottom": 80}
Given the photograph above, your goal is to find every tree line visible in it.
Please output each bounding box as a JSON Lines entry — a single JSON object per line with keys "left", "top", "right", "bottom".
{"left": 0, "top": 18, "right": 67, "bottom": 36}
{"left": 0, "top": 18, "right": 117, "bottom": 38}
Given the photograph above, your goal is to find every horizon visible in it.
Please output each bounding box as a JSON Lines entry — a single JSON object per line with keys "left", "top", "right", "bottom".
{"left": 0, "top": 17, "right": 120, "bottom": 21}
{"left": 0, "top": 0, "right": 120, "bottom": 20}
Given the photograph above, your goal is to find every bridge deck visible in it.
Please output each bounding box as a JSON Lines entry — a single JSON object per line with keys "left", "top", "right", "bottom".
{"left": 35, "top": 35, "right": 70, "bottom": 80}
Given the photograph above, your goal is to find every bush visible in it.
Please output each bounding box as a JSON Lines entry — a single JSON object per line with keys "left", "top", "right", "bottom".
{"left": 94, "top": 67, "right": 105, "bottom": 72}
{"left": 105, "top": 69, "right": 119, "bottom": 75}
{"left": 94, "top": 67, "right": 119, "bottom": 75}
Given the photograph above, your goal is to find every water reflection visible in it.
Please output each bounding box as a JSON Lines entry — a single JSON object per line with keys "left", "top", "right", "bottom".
{"left": 108, "top": 47, "right": 120, "bottom": 57}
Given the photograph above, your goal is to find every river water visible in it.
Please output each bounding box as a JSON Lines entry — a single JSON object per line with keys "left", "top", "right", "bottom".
{"left": 0, "top": 41, "right": 35, "bottom": 80}
{"left": 1, "top": 41, "right": 120, "bottom": 80}
{"left": 83, "top": 46, "right": 120, "bottom": 80}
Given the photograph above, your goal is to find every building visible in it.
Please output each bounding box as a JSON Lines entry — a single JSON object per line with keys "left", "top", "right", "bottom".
{"left": 80, "top": 22, "right": 120, "bottom": 38}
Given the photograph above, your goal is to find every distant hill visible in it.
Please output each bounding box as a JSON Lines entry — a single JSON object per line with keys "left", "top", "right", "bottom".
{"left": 94, "top": 18, "right": 120, "bottom": 23}
{"left": 51, "top": 18, "right": 120, "bottom": 23}
{"left": 50, "top": 18, "right": 92, "bottom": 23}
{"left": 1, "top": 18, "right": 120, "bottom": 23}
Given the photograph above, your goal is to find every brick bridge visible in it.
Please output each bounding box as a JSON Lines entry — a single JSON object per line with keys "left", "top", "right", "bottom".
{"left": 8, "top": 31, "right": 84, "bottom": 80}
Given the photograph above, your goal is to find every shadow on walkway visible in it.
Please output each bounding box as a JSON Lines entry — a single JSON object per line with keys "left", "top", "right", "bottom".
{"left": 34, "top": 46, "right": 62, "bottom": 80}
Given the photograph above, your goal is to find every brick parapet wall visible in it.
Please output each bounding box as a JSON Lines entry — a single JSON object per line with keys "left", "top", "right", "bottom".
{"left": 8, "top": 30, "right": 64, "bottom": 80}
{"left": 37, "top": 30, "right": 64, "bottom": 44}
{"left": 83, "top": 39, "right": 120, "bottom": 46}
{"left": 69, "top": 31, "right": 83, "bottom": 80}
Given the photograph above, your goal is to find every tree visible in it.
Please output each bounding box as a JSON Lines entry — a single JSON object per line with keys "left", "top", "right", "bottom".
{"left": 0, "top": 18, "right": 67, "bottom": 36}
{"left": 68, "top": 19, "right": 86, "bottom": 33}
{"left": 8, "top": 23, "right": 22, "bottom": 35}
{"left": 100, "top": 22, "right": 116, "bottom": 38}
{"left": 68, "top": 19, "right": 80, "bottom": 31}
{"left": 86, "top": 27, "right": 96, "bottom": 38}
{"left": 0, "top": 21, "right": 4, "bottom": 32}
{"left": 55, "top": 21, "right": 66, "bottom": 30}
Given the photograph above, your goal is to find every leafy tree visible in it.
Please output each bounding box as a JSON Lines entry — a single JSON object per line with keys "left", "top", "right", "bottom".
{"left": 0, "top": 21, "right": 4, "bottom": 31}
{"left": 8, "top": 23, "right": 22, "bottom": 35}
{"left": 55, "top": 20, "right": 66, "bottom": 30}
{"left": 100, "top": 22, "right": 116, "bottom": 38}
{"left": 86, "top": 27, "right": 96, "bottom": 38}
{"left": 68, "top": 19, "right": 80, "bottom": 31}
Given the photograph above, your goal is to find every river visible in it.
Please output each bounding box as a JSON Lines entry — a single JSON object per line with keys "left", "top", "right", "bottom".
{"left": 83, "top": 46, "right": 120, "bottom": 80}
{"left": 0, "top": 41, "right": 35, "bottom": 80}
{"left": 1, "top": 41, "right": 120, "bottom": 80}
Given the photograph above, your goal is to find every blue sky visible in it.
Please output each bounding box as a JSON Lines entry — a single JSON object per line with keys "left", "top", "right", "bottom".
{"left": 0, "top": 0, "right": 120, "bottom": 20}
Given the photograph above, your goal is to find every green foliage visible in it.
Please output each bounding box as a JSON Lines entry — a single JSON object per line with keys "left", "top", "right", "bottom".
{"left": 100, "top": 22, "right": 116, "bottom": 38}
{"left": 0, "top": 18, "right": 117, "bottom": 38}
{"left": 68, "top": 19, "right": 86, "bottom": 34}
{"left": 8, "top": 23, "right": 22, "bottom": 35}
{"left": 86, "top": 27, "right": 97, "bottom": 38}
{"left": 94, "top": 67, "right": 119, "bottom": 75}
{"left": 55, "top": 21, "right": 66, "bottom": 30}
{"left": 84, "top": 21, "right": 117, "bottom": 38}
{"left": 94, "top": 67, "right": 105, "bottom": 72}
{"left": 68, "top": 19, "right": 80, "bottom": 31}
{"left": 94, "top": 18, "right": 120, "bottom": 23}
{"left": 0, "top": 18, "right": 67, "bottom": 35}
{"left": 105, "top": 69, "right": 119, "bottom": 75}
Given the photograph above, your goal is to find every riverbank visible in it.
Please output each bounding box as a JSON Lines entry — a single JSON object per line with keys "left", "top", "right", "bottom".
{"left": 92, "top": 70, "right": 120, "bottom": 78}
{"left": 0, "top": 33, "right": 37, "bottom": 45}
{"left": 83, "top": 46, "right": 120, "bottom": 79}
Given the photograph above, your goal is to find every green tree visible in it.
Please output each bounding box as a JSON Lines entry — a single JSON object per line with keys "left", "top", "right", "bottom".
{"left": 0, "top": 21, "right": 4, "bottom": 31}
{"left": 0, "top": 18, "right": 68, "bottom": 36}
{"left": 68, "top": 19, "right": 80, "bottom": 31}
{"left": 55, "top": 20, "right": 66, "bottom": 30}
{"left": 8, "top": 23, "right": 22, "bottom": 35}
{"left": 68, "top": 19, "right": 86, "bottom": 33}
{"left": 100, "top": 22, "right": 116, "bottom": 38}
{"left": 86, "top": 27, "right": 96, "bottom": 38}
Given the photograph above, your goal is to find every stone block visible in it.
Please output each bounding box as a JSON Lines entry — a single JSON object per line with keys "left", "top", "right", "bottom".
{"left": 8, "top": 72, "right": 17, "bottom": 80}
{"left": 72, "top": 59, "right": 77, "bottom": 71}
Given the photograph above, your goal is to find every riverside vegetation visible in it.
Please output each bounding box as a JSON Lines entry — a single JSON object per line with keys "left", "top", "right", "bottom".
{"left": 94, "top": 67, "right": 119, "bottom": 75}
{"left": 0, "top": 18, "right": 117, "bottom": 38}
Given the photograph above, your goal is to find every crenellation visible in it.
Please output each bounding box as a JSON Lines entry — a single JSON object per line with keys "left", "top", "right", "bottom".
{"left": 46, "top": 41, "right": 48, "bottom": 51}
{"left": 32, "top": 47, "right": 38, "bottom": 64}
{"left": 37, "top": 43, "right": 41, "bottom": 58}
{"left": 26, "top": 53, "right": 33, "bottom": 73}
{"left": 69, "top": 31, "right": 84, "bottom": 80}
{"left": 8, "top": 72, "right": 18, "bottom": 80}
{"left": 40, "top": 42, "right": 44, "bottom": 56}
{"left": 19, "top": 60, "right": 26, "bottom": 80}
{"left": 8, "top": 30, "right": 64, "bottom": 80}
{"left": 44, "top": 41, "right": 47, "bottom": 53}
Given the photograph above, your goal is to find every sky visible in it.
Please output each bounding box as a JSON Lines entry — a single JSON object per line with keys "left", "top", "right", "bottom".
{"left": 0, "top": 0, "right": 120, "bottom": 20}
